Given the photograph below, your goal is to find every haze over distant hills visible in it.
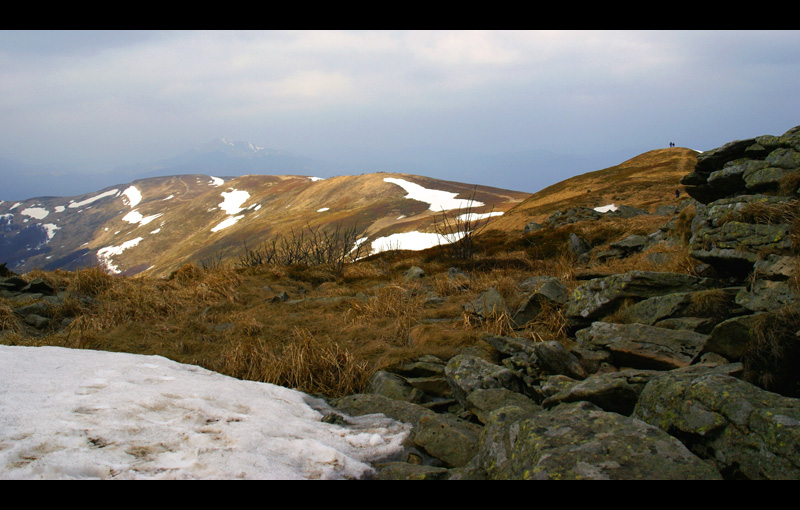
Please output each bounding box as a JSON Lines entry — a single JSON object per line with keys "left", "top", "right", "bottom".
{"left": 0, "top": 138, "right": 632, "bottom": 202}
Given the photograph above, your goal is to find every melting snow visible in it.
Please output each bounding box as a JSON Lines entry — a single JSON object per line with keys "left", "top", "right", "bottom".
{"left": 211, "top": 215, "right": 244, "bottom": 233}
{"left": 594, "top": 204, "right": 618, "bottom": 213}
{"left": 218, "top": 190, "right": 250, "bottom": 215}
{"left": 96, "top": 237, "right": 143, "bottom": 274}
{"left": 163, "top": 195, "right": 174, "bottom": 201}
{"left": 54, "top": 206, "right": 65, "bottom": 213}
{"left": 20, "top": 207, "right": 49, "bottom": 220}
{"left": 370, "top": 230, "right": 466, "bottom": 254}
{"left": 209, "top": 176, "right": 224, "bottom": 187}
{"left": 122, "top": 186, "right": 142, "bottom": 208}
{"left": 42, "top": 223, "right": 60, "bottom": 241}
{"left": 69, "top": 190, "right": 119, "bottom": 209}
{"left": 122, "top": 210, "right": 163, "bottom": 227}
{"left": 456, "top": 211, "right": 504, "bottom": 222}
{"left": 9, "top": 203, "right": 21, "bottom": 210}
{"left": 317, "top": 207, "right": 330, "bottom": 213}
{"left": 384, "top": 178, "right": 484, "bottom": 212}
{"left": 0, "top": 345, "right": 408, "bottom": 480}
{"left": 308, "top": 177, "right": 324, "bottom": 182}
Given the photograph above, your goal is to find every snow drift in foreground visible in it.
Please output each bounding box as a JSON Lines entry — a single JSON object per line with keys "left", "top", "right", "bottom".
{"left": 0, "top": 346, "right": 409, "bottom": 480}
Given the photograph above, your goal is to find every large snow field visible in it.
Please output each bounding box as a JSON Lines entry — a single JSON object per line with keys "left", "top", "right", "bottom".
{"left": 0, "top": 345, "right": 409, "bottom": 480}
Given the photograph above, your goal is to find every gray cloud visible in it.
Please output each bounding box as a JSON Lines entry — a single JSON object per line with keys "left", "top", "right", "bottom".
{"left": 0, "top": 30, "right": 798, "bottom": 195}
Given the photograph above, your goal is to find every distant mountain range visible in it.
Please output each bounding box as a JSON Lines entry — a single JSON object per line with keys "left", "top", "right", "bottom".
{"left": 0, "top": 138, "right": 632, "bottom": 202}
{"left": 0, "top": 171, "right": 530, "bottom": 277}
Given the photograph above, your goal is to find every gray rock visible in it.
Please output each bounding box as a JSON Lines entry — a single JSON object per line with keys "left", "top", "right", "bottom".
{"left": 634, "top": 372, "right": 800, "bottom": 480}
{"left": 541, "top": 369, "right": 663, "bottom": 416}
{"left": 703, "top": 313, "right": 767, "bottom": 360}
{"left": 575, "top": 321, "right": 708, "bottom": 370}
{"left": 465, "top": 388, "right": 541, "bottom": 425}
{"left": 565, "top": 270, "right": 722, "bottom": 325}
{"left": 367, "top": 370, "right": 426, "bottom": 403}
{"left": 404, "top": 266, "right": 425, "bottom": 281}
{"left": 444, "top": 354, "right": 522, "bottom": 407}
{"left": 464, "top": 287, "right": 509, "bottom": 320}
{"left": 477, "top": 401, "right": 721, "bottom": 480}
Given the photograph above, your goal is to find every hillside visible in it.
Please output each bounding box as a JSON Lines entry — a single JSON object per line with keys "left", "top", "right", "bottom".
{"left": 0, "top": 173, "right": 529, "bottom": 278}
{"left": 488, "top": 147, "right": 698, "bottom": 232}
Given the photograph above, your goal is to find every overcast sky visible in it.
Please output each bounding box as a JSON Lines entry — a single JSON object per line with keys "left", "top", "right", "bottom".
{"left": 1, "top": 30, "right": 798, "bottom": 194}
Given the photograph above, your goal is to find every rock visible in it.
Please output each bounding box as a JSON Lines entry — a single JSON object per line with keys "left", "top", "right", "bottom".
{"left": 371, "top": 463, "right": 451, "bottom": 480}
{"left": 513, "top": 276, "right": 569, "bottom": 327}
{"left": 464, "top": 287, "right": 509, "bottom": 320}
{"left": 633, "top": 372, "right": 800, "bottom": 479}
{"left": 541, "top": 369, "right": 663, "bottom": 416}
{"left": 567, "top": 233, "right": 591, "bottom": 255}
{"left": 444, "top": 354, "right": 522, "bottom": 407}
{"left": 565, "top": 270, "right": 722, "bottom": 326}
{"left": 367, "top": 370, "right": 426, "bottom": 403}
{"left": 616, "top": 287, "right": 741, "bottom": 331}
{"left": 413, "top": 413, "right": 482, "bottom": 468}
{"left": 465, "top": 388, "right": 541, "bottom": 424}
{"left": 482, "top": 336, "right": 587, "bottom": 380}
{"left": 523, "top": 221, "right": 545, "bottom": 234}
{"left": 703, "top": 313, "right": 767, "bottom": 360}
{"left": 477, "top": 401, "right": 721, "bottom": 480}
{"left": 404, "top": 266, "right": 425, "bottom": 281}
{"left": 575, "top": 321, "right": 708, "bottom": 370}
{"left": 21, "top": 278, "right": 55, "bottom": 295}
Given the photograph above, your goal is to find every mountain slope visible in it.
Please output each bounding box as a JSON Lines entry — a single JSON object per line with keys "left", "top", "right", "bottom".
{"left": 487, "top": 148, "right": 698, "bottom": 233}
{"left": 0, "top": 173, "right": 529, "bottom": 277}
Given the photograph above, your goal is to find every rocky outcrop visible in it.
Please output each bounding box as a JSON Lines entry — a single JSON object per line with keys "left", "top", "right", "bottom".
{"left": 328, "top": 126, "right": 800, "bottom": 480}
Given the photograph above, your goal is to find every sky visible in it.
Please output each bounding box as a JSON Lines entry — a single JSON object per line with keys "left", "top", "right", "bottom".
{"left": 0, "top": 345, "right": 410, "bottom": 479}
{"left": 1, "top": 30, "right": 799, "bottom": 196}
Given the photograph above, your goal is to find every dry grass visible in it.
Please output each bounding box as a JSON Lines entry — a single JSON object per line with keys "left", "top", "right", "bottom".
{"left": 743, "top": 304, "right": 800, "bottom": 397}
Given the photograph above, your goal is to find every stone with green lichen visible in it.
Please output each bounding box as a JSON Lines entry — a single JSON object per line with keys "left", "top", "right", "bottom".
{"left": 633, "top": 372, "right": 800, "bottom": 479}
{"left": 475, "top": 401, "right": 721, "bottom": 480}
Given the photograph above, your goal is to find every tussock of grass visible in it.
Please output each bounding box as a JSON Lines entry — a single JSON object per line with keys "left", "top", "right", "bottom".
{"left": 215, "top": 328, "right": 370, "bottom": 397}
{"left": 743, "top": 305, "right": 800, "bottom": 397}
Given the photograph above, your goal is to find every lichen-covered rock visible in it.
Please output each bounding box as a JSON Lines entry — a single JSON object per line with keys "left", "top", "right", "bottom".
{"left": 565, "top": 270, "right": 722, "bottom": 326}
{"left": 444, "top": 354, "right": 522, "bottom": 407}
{"left": 476, "top": 401, "right": 722, "bottom": 480}
{"left": 464, "top": 287, "right": 509, "bottom": 320}
{"left": 575, "top": 321, "right": 708, "bottom": 370}
{"left": 482, "top": 335, "right": 587, "bottom": 380}
{"left": 465, "top": 387, "right": 542, "bottom": 424}
{"left": 413, "top": 413, "right": 483, "bottom": 468}
{"left": 541, "top": 369, "right": 663, "bottom": 415}
{"left": 633, "top": 372, "right": 800, "bottom": 480}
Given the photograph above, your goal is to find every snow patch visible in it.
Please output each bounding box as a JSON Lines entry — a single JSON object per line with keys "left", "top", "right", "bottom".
{"left": 370, "top": 230, "right": 467, "bottom": 254}
{"left": 122, "top": 186, "right": 142, "bottom": 208}
{"left": 317, "top": 207, "right": 330, "bottom": 213}
{"left": 0, "top": 345, "right": 409, "bottom": 480}
{"left": 384, "top": 178, "right": 484, "bottom": 212}
{"left": 69, "top": 189, "right": 119, "bottom": 209}
{"left": 54, "top": 206, "right": 65, "bottom": 213}
{"left": 42, "top": 223, "right": 60, "bottom": 241}
{"left": 218, "top": 190, "right": 250, "bottom": 215}
{"left": 20, "top": 207, "right": 49, "bottom": 220}
{"left": 308, "top": 177, "right": 324, "bottom": 182}
{"left": 594, "top": 204, "right": 618, "bottom": 213}
{"left": 209, "top": 176, "right": 224, "bottom": 187}
{"left": 97, "top": 237, "right": 143, "bottom": 274}
{"left": 122, "top": 210, "right": 163, "bottom": 227}
{"left": 456, "top": 211, "right": 504, "bottom": 222}
{"left": 163, "top": 195, "right": 174, "bottom": 201}
{"left": 211, "top": 215, "right": 244, "bottom": 233}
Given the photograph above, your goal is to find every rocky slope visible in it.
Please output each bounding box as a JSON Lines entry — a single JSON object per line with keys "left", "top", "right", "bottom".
{"left": 326, "top": 125, "right": 800, "bottom": 480}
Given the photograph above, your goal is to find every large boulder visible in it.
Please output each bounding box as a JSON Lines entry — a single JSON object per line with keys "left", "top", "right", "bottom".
{"left": 575, "top": 321, "right": 708, "bottom": 370}
{"left": 633, "top": 372, "right": 800, "bottom": 479}
{"left": 476, "top": 401, "right": 721, "bottom": 480}
{"left": 565, "top": 271, "right": 722, "bottom": 327}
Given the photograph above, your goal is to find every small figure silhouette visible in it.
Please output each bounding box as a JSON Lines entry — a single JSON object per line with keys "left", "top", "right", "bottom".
{"left": 675, "top": 189, "right": 680, "bottom": 198}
